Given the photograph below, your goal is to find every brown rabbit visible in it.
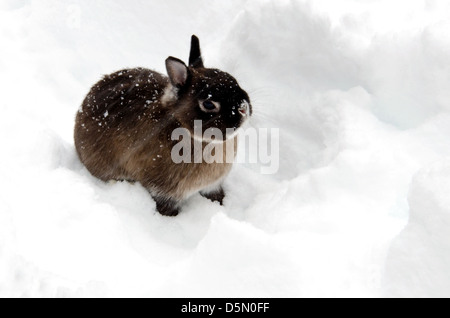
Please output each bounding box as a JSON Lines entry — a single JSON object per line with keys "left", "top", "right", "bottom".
{"left": 74, "top": 35, "right": 251, "bottom": 216}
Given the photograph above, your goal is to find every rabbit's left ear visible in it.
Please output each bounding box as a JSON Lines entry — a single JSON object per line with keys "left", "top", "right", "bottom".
{"left": 189, "top": 35, "right": 204, "bottom": 68}
{"left": 166, "top": 57, "right": 189, "bottom": 88}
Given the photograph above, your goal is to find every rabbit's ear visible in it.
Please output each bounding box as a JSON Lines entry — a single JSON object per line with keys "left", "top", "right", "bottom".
{"left": 166, "top": 57, "right": 189, "bottom": 88}
{"left": 189, "top": 35, "right": 204, "bottom": 68}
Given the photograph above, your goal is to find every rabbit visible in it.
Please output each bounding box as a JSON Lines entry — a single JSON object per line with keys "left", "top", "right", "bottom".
{"left": 74, "top": 35, "right": 252, "bottom": 216}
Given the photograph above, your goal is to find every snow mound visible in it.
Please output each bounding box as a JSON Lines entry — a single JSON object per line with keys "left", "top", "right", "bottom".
{"left": 385, "top": 160, "right": 450, "bottom": 297}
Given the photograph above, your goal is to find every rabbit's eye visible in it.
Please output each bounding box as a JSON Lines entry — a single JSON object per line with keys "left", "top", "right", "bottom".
{"left": 199, "top": 100, "right": 220, "bottom": 113}
{"left": 203, "top": 101, "right": 216, "bottom": 110}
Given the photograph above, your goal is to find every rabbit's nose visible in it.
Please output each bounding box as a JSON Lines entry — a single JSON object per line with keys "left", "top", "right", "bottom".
{"left": 238, "top": 101, "right": 249, "bottom": 116}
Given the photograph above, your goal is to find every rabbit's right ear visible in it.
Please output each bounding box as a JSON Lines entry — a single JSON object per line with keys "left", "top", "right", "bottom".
{"left": 166, "top": 57, "right": 189, "bottom": 88}
{"left": 189, "top": 35, "right": 204, "bottom": 68}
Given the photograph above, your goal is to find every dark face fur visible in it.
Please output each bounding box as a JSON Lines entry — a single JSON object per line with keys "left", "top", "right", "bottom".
{"left": 166, "top": 36, "right": 251, "bottom": 141}
{"left": 184, "top": 67, "right": 251, "bottom": 138}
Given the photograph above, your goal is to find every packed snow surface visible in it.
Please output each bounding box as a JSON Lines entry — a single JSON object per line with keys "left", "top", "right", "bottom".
{"left": 1, "top": 0, "right": 450, "bottom": 297}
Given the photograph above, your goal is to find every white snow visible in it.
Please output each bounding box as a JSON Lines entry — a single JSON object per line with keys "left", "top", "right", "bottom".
{"left": 1, "top": 0, "right": 450, "bottom": 297}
